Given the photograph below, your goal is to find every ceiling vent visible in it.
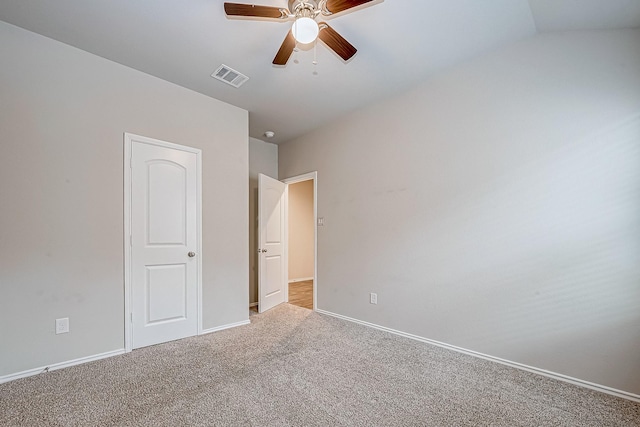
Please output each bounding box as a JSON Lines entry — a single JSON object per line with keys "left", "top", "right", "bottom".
{"left": 211, "top": 64, "right": 249, "bottom": 88}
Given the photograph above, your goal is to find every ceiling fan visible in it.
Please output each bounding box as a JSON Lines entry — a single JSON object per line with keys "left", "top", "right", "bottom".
{"left": 224, "top": 0, "right": 377, "bottom": 65}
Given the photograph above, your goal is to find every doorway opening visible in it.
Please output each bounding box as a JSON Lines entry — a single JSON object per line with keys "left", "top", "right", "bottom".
{"left": 255, "top": 171, "right": 317, "bottom": 313}
{"left": 283, "top": 172, "right": 317, "bottom": 311}
{"left": 286, "top": 180, "right": 314, "bottom": 309}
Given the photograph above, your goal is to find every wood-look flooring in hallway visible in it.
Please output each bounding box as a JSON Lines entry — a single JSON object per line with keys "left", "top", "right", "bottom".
{"left": 288, "top": 280, "right": 313, "bottom": 310}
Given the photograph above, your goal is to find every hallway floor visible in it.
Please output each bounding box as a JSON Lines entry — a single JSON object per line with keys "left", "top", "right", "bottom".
{"left": 288, "top": 280, "right": 313, "bottom": 310}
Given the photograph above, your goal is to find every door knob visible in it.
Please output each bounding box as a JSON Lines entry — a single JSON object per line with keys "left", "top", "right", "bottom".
{"left": 261, "top": 249, "right": 267, "bottom": 253}
{"left": 188, "top": 251, "right": 196, "bottom": 257}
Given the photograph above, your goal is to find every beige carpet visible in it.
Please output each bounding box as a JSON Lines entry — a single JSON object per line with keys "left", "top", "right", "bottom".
{"left": 1, "top": 304, "right": 638, "bottom": 426}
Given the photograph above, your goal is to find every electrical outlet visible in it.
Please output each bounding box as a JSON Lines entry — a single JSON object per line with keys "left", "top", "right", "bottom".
{"left": 55, "top": 317, "right": 69, "bottom": 334}
{"left": 370, "top": 293, "right": 378, "bottom": 305}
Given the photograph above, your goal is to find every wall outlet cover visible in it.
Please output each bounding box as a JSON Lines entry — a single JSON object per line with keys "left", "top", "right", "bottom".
{"left": 55, "top": 317, "right": 69, "bottom": 334}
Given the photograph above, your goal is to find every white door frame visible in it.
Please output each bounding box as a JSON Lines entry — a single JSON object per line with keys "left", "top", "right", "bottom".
{"left": 283, "top": 171, "right": 318, "bottom": 311}
{"left": 123, "top": 132, "right": 203, "bottom": 352}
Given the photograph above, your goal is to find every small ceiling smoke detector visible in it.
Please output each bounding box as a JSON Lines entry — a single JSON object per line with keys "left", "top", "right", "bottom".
{"left": 264, "top": 131, "right": 275, "bottom": 138}
{"left": 211, "top": 64, "right": 249, "bottom": 88}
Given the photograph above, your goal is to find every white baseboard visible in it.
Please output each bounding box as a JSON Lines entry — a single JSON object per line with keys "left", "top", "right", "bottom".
{"left": 200, "top": 319, "right": 250, "bottom": 335}
{"left": 0, "top": 349, "right": 126, "bottom": 385}
{"left": 288, "top": 277, "right": 313, "bottom": 283}
{"left": 315, "top": 309, "right": 640, "bottom": 403}
{"left": 249, "top": 302, "right": 258, "bottom": 307}
{"left": 1, "top": 320, "right": 250, "bottom": 385}
{"left": 1, "top": 318, "right": 250, "bottom": 385}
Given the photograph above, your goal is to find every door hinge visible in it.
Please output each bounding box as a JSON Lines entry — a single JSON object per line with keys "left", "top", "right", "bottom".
{"left": 130, "top": 312, "right": 133, "bottom": 323}
{"left": 130, "top": 235, "right": 132, "bottom": 246}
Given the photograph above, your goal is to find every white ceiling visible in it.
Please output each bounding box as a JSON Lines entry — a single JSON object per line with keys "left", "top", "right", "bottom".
{"left": 529, "top": 0, "right": 640, "bottom": 32}
{"left": 0, "top": 0, "right": 638, "bottom": 144}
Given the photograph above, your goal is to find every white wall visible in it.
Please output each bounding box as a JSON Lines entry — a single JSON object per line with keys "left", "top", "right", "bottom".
{"left": 288, "top": 180, "right": 314, "bottom": 280}
{"left": 279, "top": 29, "right": 640, "bottom": 395}
{"left": 248, "top": 138, "right": 278, "bottom": 305}
{"left": 0, "top": 22, "right": 248, "bottom": 377}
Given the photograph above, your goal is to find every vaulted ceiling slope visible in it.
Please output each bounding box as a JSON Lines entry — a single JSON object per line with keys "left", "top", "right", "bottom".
{"left": 1, "top": 0, "right": 639, "bottom": 143}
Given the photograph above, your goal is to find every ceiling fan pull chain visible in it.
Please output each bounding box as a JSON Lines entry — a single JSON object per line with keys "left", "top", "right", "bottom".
{"left": 313, "top": 40, "right": 319, "bottom": 75}
{"left": 313, "top": 39, "right": 318, "bottom": 65}
{"left": 294, "top": 42, "right": 300, "bottom": 64}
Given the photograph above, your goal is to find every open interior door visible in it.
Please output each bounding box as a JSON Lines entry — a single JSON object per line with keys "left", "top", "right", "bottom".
{"left": 258, "top": 173, "right": 286, "bottom": 313}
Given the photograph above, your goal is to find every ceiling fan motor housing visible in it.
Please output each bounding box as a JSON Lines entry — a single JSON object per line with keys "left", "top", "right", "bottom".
{"left": 290, "top": 1, "right": 317, "bottom": 13}
{"left": 289, "top": 0, "right": 332, "bottom": 18}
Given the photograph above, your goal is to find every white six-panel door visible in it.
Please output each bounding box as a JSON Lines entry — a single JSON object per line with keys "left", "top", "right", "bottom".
{"left": 128, "top": 135, "right": 200, "bottom": 349}
{"left": 258, "top": 173, "right": 286, "bottom": 313}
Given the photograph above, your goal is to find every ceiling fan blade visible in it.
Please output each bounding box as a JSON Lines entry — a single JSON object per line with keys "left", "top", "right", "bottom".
{"left": 318, "top": 23, "right": 357, "bottom": 61}
{"left": 323, "top": 0, "right": 374, "bottom": 14}
{"left": 224, "top": 3, "right": 289, "bottom": 19}
{"left": 273, "top": 30, "right": 296, "bottom": 65}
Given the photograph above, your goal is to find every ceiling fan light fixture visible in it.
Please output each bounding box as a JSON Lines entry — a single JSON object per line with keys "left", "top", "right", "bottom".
{"left": 292, "top": 17, "right": 319, "bottom": 44}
